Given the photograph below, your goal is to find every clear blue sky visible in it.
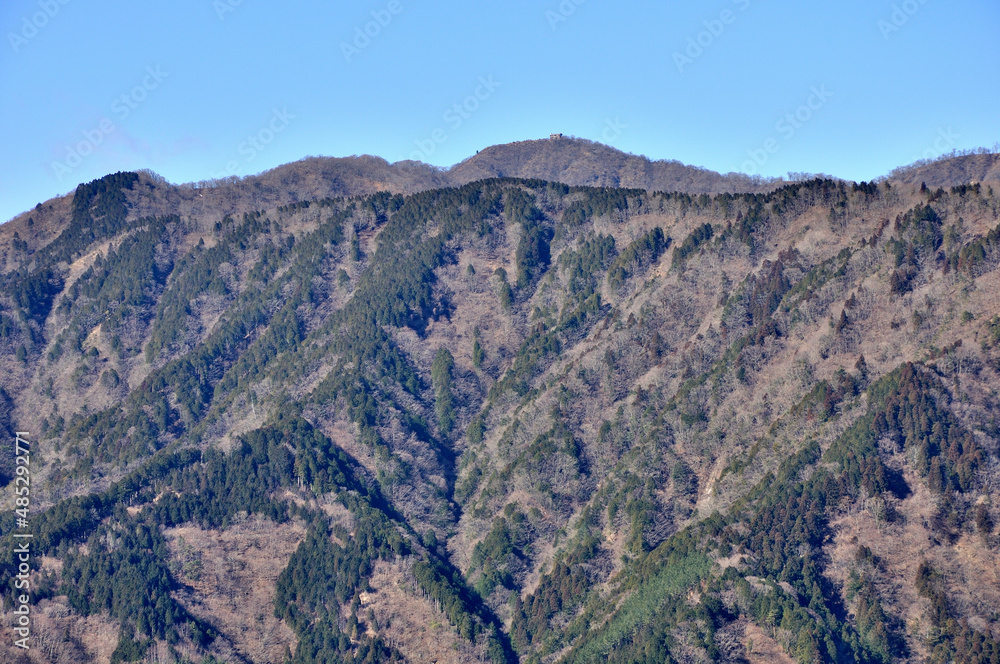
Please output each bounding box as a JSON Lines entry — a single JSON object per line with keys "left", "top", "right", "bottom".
{"left": 2, "top": 0, "right": 998, "bottom": 223}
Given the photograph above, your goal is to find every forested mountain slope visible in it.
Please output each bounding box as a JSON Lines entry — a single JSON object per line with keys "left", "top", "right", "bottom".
{"left": 1, "top": 166, "right": 999, "bottom": 664}
{"left": 2, "top": 138, "right": 773, "bottom": 241}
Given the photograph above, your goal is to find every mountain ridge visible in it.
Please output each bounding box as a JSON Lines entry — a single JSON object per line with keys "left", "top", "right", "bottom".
{"left": 0, "top": 149, "right": 999, "bottom": 664}
{"left": 6, "top": 139, "right": 999, "bottom": 235}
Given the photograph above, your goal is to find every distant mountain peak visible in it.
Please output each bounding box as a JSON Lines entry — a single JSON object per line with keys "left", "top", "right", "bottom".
{"left": 446, "top": 136, "right": 773, "bottom": 194}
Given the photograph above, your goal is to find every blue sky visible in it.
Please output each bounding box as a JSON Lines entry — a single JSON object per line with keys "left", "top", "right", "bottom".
{"left": 2, "top": 0, "right": 998, "bottom": 223}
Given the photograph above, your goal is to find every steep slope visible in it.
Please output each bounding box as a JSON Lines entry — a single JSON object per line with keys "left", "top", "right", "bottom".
{"left": 0, "top": 168, "right": 999, "bottom": 664}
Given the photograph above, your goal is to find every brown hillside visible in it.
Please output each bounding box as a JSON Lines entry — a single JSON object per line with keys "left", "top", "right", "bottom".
{"left": 448, "top": 137, "right": 775, "bottom": 194}
{"left": 887, "top": 152, "right": 1000, "bottom": 188}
